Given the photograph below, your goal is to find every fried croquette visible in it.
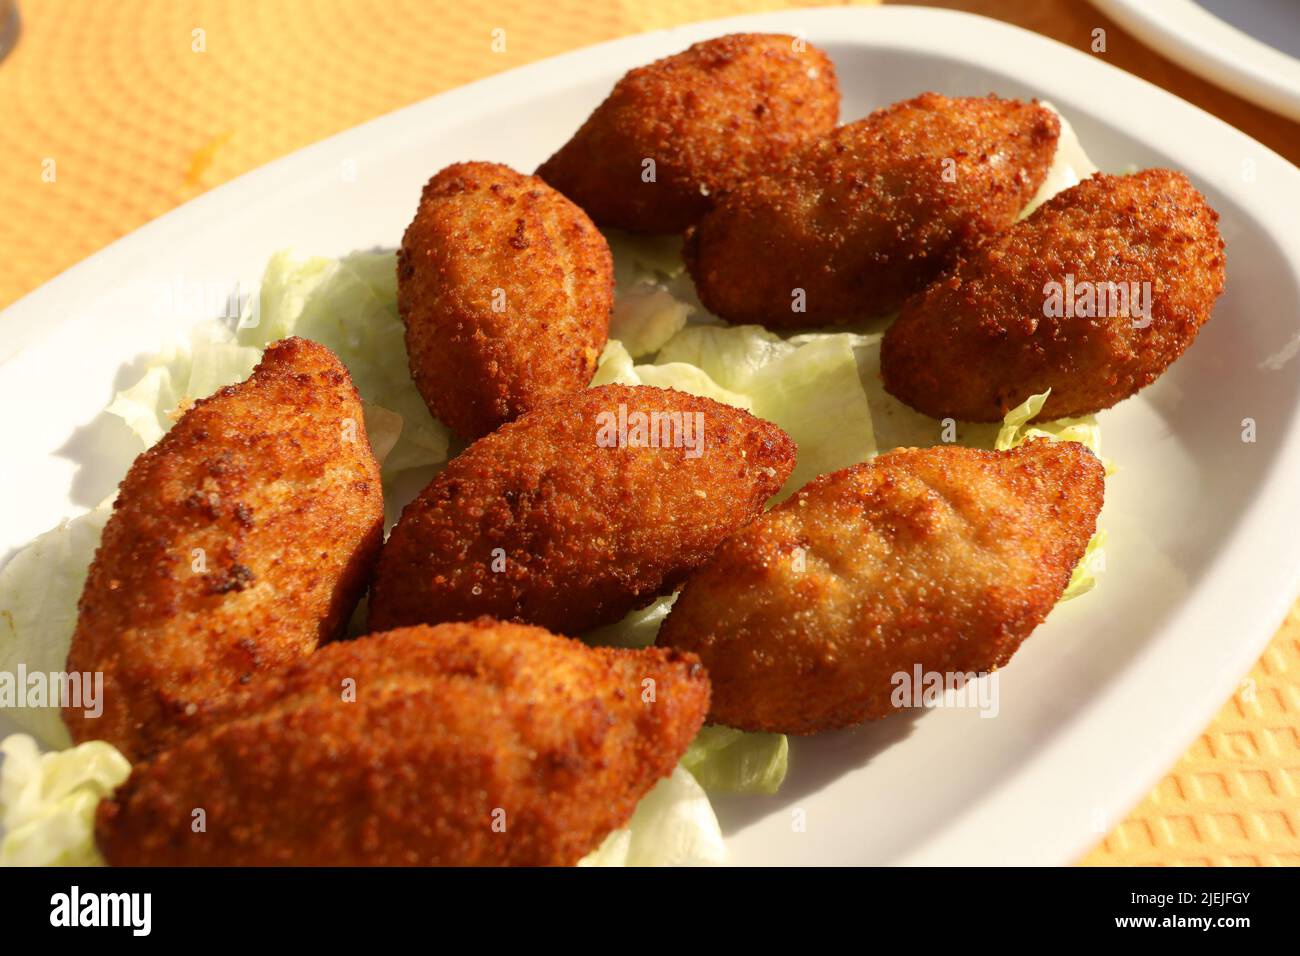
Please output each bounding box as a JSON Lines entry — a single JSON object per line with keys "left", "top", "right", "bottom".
{"left": 684, "top": 93, "right": 1061, "bottom": 327}
{"left": 399, "top": 161, "right": 614, "bottom": 442}
{"left": 537, "top": 33, "right": 840, "bottom": 234}
{"left": 64, "top": 338, "right": 384, "bottom": 761}
{"left": 881, "top": 168, "right": 1226, "bottom": 421}
{"left": 368, "top": 383, "right": 795, "bottom": 635}
{"left": 656, "top": 441, "right": 1104, "bottom": 734}
{"left": 95, "top": 619, "right": 710, "bottom": 866}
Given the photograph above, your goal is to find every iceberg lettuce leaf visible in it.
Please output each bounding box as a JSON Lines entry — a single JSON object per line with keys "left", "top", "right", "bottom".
{"left": 582, "top": 595, "right": 677, "bottom": 650}
{"left": 0, "top": 501, "right": 113, "bottom": 749}
{"left": 580, "top": 766, "right": 725, "bottom": 867}
{"left": 603, "top": 230, "right": 687, "bottom": 286}
{"left": 683, "top": 726, "right": 789, "bottom": 795}
{"left": 994, "top": 390, "right": 1109, "bottom": 600}
{"left": 654, "top": 324, "right": 876, "bottom": 497}
{"left": 611, "top": 282, "right": 692, "bottom": 358}
{"left": 592, "top": 340, "right": 753, "bottom": 409}
{"left": 0, "top": 731, "right": 720, "bottom": 869}
{"left": 237, "top": 251, "right": 449, "bottom": 474}
{"left": 654, "top": 324, "right": 790, "bottom": 392}
{"left": 105, "top": 253, "right": 448, "bottom": 481}
{"left": 0, "top": 733, "right": 130, "bottom": 866}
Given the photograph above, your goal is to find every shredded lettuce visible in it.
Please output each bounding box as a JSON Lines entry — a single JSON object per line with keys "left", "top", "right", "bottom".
{"left": 611, "top": 282, "right": 692, "bottom": 358}
{"left": 604, "top": 230, "right": 687, "bottom": 287}
{"left": 653, "top": 324, "right": 876, "bottom": 497}
{"left": 0, "top": 733, "right": 130, "bottom": 866}
{"left": 0, "top": 501, "right": 113, "bottom": 749}
{"left": 683, "top": 726, "right": 789, "bottom": 795}
{"left": 580, "top": 767, "right": 725, "bottom": 867}
{"left": 994, "top": 390, "right": 1109, "bottom": 600}
{"left": 105, "top": 253, "right": 450, "bottom": 479}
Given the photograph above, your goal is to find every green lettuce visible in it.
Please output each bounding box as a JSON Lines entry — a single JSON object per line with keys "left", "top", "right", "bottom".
{"left": 610, "top": 282, "right": 692, "bottom": 358}
{"left": 591, "top": 340, "right": 753, "bottom": 409}
{"left": 653, "top": 324, "right": 876, "bottom": 497}
{"left": 0, "top": 733, "right": 130, "bottom": 866}
{"left": 683, "top": 726, "right": 789, "bottom": 795}
{"left": 0, "top": 731, "right": 723, "bottom": 869}
{"left": 603, "top": 230, "right": 687, "bottom": 287}
{"left": 582, "top": 595, "right": 678, "bottom": 650}
{"left": 580, "top": 767, "right": 725, "bottom": 867}
{"left": 105, "top": 253, "right": 450, "bottom": 480}
{"left": 584, "top": 599, "right": 791, "bottom": 798}
{"left": 0, "top": 501, "right": 114, "bottom": 749}
{"left": 994, "top": 389, "right": 1106, "bottom": 460}
{"left": 105, "top": 323, "right": 261, "bottom": 448}
{"left": 994, "top": 390, "right": 1109, "bottom": 600}
{"left": 236, "top": 251, "right": 449, "bottom": 474}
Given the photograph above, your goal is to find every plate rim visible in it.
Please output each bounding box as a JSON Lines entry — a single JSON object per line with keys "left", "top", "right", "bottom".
{"left": 1089, "top": 0, "right": 1300, "bottom": 122}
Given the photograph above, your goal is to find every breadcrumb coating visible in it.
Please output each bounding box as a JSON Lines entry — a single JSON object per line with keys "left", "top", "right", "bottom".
{"left": 368, "top": 383, "right": 795, "bottom": 635}
{"left": 64, "top": 338, "right": 384, "bottom": 761}
{"left": 657, "top": 441, "right": 1103, "bottom": 733}
{"left": 399, "top": 161, "right": 613, "bottom": 441}
{"left": 96, "top": 620, "right": 710, "bottom": 866}
{"left": 685, "top": 93, "right": 1060, "bottom": 327}
{"left": 538, "top": 33, "right": 840, "bottom": 234}
{"left": 882, "top": 169, "right": 1226, "bottom": 420}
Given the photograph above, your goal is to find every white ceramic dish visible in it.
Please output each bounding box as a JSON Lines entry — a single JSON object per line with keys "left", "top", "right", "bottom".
{"left": 3, "top": 5, "right": 1300, "bottom": 866}
{"left": 1091, "top": 0, "right": 1300, "bottom": 121}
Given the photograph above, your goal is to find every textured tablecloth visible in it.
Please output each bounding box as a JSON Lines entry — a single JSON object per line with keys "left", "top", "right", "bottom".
{"left": 1, "top": 0, "right": 1296, "bottom": 866}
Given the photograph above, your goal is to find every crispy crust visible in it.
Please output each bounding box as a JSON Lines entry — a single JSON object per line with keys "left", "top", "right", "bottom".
{"left": 399, "top": 161, "right": 613, "bottom": 441}
{"left": 368, "top": 383, "right": 795, "bottom": 635}
{"left": 95, "top": 620, "right": 710, "bottom": 866}
{"left": 881, "top": 169, "right": 1227, "bottom": 421}
{"left": 657, "top": 441, "right": 1104, "bottom": 734}
{"left": 537, "top": 33, "right": 840, "bottom": 234}
{"left": 63, "top": 338, "right": 384, "bottom": 761}
{"left": 684, "top": 93, "right": 1060, "bottom": 327}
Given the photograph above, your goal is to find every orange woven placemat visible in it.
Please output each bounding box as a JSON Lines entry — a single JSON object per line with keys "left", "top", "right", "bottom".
{"left": 1, "top": 0, "right": 1297, "bottom": 866}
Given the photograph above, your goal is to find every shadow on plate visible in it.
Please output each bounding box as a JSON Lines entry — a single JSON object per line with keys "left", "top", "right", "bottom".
{"left": 712, "top": 706, "right": 928, "bottom": 835}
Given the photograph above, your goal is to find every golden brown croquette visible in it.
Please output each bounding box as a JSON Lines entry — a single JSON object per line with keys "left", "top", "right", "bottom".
{"left": 656, "top": 441, "right": 1104, "bottom": 734}
{"left": 399, "top": 161, "right": 613, "bottom": 442}
{"left": 64, "top": 338, "right": 384, "bottom": 761}
{"left": 537, "top": 33, "right": 840, "bottom": 234}
{"left": 881, "top": 169, "right": 1227, "bottom": 421}
{"left": 96, "top": 620, "right": 710, "bottom": 865}
{"left": 684, "top": 93, "right": 1060, "bottom": 327}
{"left": 368, "top": 384, "right": 795, "bottom": 635}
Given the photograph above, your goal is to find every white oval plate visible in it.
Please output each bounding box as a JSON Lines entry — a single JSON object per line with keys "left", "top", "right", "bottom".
{"left": 1090, "top": 0, "right": 1300, "bottom": 121}
{"left": 3, "top": 5, "right": 1300, "bottom": 866}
